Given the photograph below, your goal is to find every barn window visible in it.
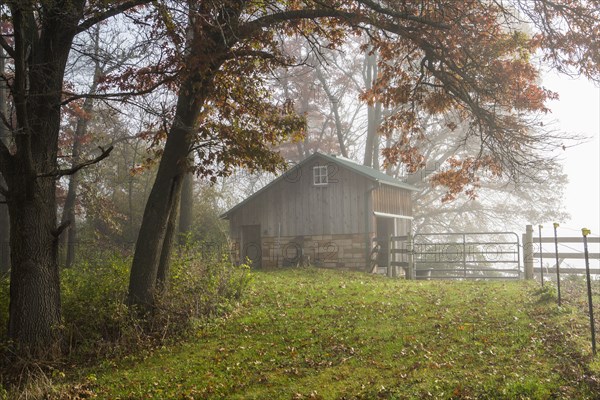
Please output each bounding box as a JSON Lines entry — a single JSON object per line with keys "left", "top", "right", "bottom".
{"left": 313, "top": 165, "right": 328, "bottom": 186}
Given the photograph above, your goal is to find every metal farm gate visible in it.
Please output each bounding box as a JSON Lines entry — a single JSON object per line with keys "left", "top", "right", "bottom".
{"left": 372, "top": 232, "right": 522, "bottom": 280}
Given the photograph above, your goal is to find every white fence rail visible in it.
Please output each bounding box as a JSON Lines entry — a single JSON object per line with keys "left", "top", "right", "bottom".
{"left": 522, "top": 225, "right": 600, "bottom": 277}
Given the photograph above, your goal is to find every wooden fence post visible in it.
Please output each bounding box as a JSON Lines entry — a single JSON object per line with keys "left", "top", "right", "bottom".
{"left": 538, "top": 225, "right": 544, "bottom": 286}
{"left": 523, "top": 224, "right": 534, "bottom": 280}
{"left": 407, "top": 232, "right": 414, "bottom": 280}
{"left": 387, "top": 234, "right": 393, "bottom": 278}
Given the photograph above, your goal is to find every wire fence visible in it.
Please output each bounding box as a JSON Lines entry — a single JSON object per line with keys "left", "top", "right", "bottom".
{"left": 523, "top": 224, "right": 599, "bottom": 356}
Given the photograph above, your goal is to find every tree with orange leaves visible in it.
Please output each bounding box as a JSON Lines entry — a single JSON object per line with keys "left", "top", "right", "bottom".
{"left": 126, "top": 0, "right": 599, "bottom": 310}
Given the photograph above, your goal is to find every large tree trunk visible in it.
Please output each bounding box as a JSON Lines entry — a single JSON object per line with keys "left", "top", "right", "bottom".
{"left": 157, "top": 194, "right": 181, "bottom": 292}
{"left": 128, "top": 2, "right": 244, "bottom": 311}
{"left": 1, "top": 2, "right": 85, "bottom": 357}
{"left": 127, "top": 160, "right": 184, "bottom": 309}
{"left": 0, "top": 50, "right": 9, "bottom": 275}
{"left": 0, "top": 176, "right": 10, "bottom": 275}
{"left": 7, "top": 176, "right": 61, "bottom": 357}
{"left": 363, "top": 48, "right": 382, "bottom": 168}
{"left": 127, "top": 80, "right": 207, "bottom": 310}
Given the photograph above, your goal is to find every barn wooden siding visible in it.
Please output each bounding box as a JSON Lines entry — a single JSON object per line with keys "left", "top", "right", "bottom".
{"left": 228, "top": 155, "right": 374, "bottom": 240}
{"left": 372, "top": 185, "right": 412, "bottom": 217}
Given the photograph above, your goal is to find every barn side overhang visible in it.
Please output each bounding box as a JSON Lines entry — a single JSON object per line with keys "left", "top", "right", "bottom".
{"left": 373, "top": 211, "right": 414, "bottom": 220}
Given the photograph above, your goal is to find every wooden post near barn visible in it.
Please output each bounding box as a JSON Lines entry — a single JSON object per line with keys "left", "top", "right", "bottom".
{"left": 523, "top": 225, "right": 534, "bottom": 280}
{"left": 527, "top": 225, "right": 600, "bottom": 275}
{"left": 407, "top": 232, "right": 415, "bottom": 280}
{"left": 387, "top": 234, "right": 394, "bottom": 278}
{"left": 538, "top": 225, "right": 544, "bottom": 287}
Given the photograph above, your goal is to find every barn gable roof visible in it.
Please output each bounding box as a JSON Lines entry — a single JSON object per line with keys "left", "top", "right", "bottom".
{"left": 320, "top": 153, "right": 418, "bottom": 191}
{"left": 220, "top": 152, "right": 417, "bottom": 219}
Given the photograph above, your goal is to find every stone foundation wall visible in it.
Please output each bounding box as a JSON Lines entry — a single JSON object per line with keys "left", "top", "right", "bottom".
{"left": 230, "top": 233, "right": 370, "bottom": 270}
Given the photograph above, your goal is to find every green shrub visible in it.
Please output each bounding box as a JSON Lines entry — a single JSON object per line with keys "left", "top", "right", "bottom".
{"left": 161, "top": 241, "right": 252, "bottom": 322}
{"left": 59, "top": 245, "right": 252, "bottom": 361}
{"left": 61, "top": 254, "right": 133, "bottom": 359}
{"left": 0, "top": 244, "right": 251, "bottom": 370}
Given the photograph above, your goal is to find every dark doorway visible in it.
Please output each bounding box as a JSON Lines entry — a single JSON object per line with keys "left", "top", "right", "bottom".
{"left": 241, "top": 225, "right": 262, "bottom": 268}
{"left": 375, "top": 217, "right": 394, "bottom": 267}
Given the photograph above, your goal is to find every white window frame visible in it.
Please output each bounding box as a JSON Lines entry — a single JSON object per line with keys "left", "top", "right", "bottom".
{"left": 313, "top": 165, "right": 328, "bottom": 186}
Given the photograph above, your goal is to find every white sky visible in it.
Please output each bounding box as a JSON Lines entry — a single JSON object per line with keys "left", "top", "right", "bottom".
{"left": 542, "top": 71, "right": 600, "bottom": 239}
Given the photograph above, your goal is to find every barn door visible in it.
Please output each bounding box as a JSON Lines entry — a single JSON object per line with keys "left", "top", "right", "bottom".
{"left": 375, "top": 217, "right": 394, "bottom": 267}
{"left": 241, "top": 225, "right": 262, "bottom": 268}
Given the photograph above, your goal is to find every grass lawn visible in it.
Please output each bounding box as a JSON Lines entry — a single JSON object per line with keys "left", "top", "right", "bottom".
{"left": 64, "top": 268, "right": 599, "bottom": 399}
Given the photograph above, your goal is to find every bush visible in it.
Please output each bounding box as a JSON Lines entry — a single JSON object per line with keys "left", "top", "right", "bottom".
{"left": 1, "top": 244, "right": 252, "bottom": 366}
{"left": 60, "top": 254, "right": 133, "bottom": 359}
{"left": 140, "top": 242, "right": 252, "bottom": 344}
{"left": 62, "top": 245, "right": 252, "bottom": 361}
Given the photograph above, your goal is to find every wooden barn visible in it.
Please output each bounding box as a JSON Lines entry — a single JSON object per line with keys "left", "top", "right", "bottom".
{"left": 221, "top": 152, "right": 417, "bottom": 270}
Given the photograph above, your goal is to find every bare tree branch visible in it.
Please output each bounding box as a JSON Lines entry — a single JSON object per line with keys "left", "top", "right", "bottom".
{"left": 239, "top": 9, "right": 362, "bottom": 39}
{"left": 60, "top": 77, "right": 175, "bottom": 106}
{"left": 52, "top": 220, "right": 71, "bottom": 238}
{"left": 76, "top": 0, "right": 153, "bottom": 34}
{"left": 37, "top": 145, "right": 114, "bottom": 178}
{"left": 0, "top": 133, "right": 13, "bottom": 171}
{"left": 0, "top": 36, "right": 15, "bottom": 58}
